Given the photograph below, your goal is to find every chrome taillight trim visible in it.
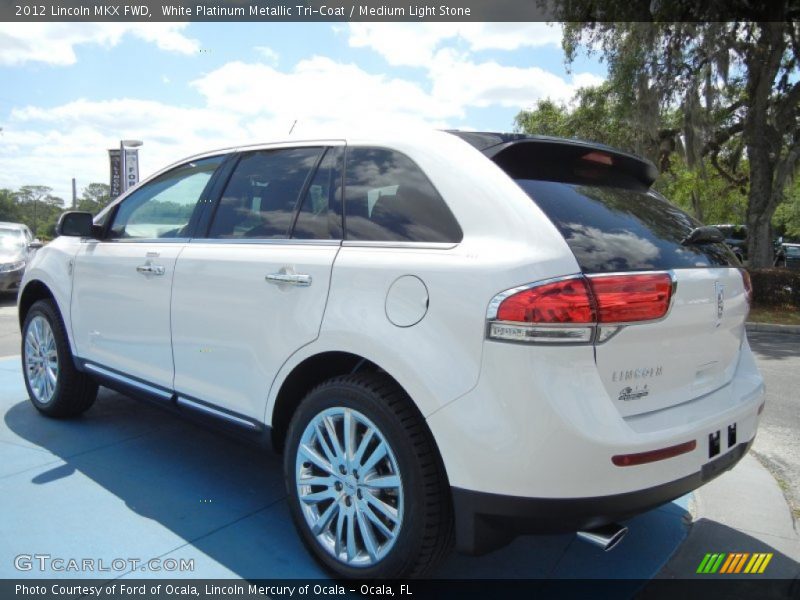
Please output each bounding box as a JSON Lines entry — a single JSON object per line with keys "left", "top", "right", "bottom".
{"left": 485, "top": 273, "right": 583, "bottom": 321}
{"left": 485, "top": 270, "right": 678, "bottom": 345}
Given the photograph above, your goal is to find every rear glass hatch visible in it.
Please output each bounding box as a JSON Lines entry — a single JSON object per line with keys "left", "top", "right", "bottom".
{"left": 454, "top": 132, "right": 749, "bottom": 418}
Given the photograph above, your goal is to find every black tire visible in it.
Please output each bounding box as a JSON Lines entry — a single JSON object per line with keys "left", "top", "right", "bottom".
{"left": 284, "top": 373, "right": 453, "bottom": 578}
{"left": 21, "top": 299, "right": 98, "bottom": 418}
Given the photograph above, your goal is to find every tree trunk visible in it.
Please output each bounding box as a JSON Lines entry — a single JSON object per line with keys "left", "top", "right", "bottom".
{"left": 745, "top": 144, "right": 777, "bottom": 267}
{"left": 690, "top": 189, "right": 704, "bottom": 223}
{"left": 742, "top": 22, "right": 785, "bottom": 268}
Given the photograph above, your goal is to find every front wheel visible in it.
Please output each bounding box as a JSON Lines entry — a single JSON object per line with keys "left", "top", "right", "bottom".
{"left": 284, "top": 374, "right": 452, "bottom": 578}
{"left": 22, "top": 299, "right": 98, "bottom": 418}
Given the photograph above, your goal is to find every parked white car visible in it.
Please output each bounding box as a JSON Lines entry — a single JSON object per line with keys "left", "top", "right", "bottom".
{"left": 18, "top": 130, "right": 765, "bottom": 578}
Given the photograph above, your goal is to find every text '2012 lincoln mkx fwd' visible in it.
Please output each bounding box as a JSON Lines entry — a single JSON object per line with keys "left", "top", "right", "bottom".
{"left": 18, "top": 130, "right": 764, "bottom": 578}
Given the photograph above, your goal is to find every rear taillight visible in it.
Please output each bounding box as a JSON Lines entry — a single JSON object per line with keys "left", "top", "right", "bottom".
{"left": 495, "top": 277, "right": 594, "bottom": 323}
{"left": 740, "top": 268, "right": 752, "bottom": 307}
{"left": 487, "top": 272, "right": 674, "bottom": 344}
{"left": 589, "top": 273, "right": 673, "bottom": 323}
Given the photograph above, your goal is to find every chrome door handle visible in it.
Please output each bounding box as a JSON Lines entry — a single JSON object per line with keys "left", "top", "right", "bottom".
{"left": 265, "top": 272, "right": 312, "bottom": 287}
{"left": 136, "top": 264, "right": 165, "bottom": 276}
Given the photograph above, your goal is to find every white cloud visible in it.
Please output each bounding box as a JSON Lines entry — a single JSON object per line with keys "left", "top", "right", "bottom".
{"left": 254, "top": 46, "right": 279, "bottom": 65}
{"left": 0, "top": 23, "right": 605, "bottom": 201}
{"left": 428, "top": 48, "right": 604, "bottom": 109}
{"left": 191, "top": 57, "right": 457, "bottom": 123}
{"left": 0, "top": 23, "right": 199, "bottom": 66}
{"left": 2, "top": 99, "right": 247, "bottom": 199}
{"left": 347, "top": 23, "right": 563, "bottom": 67}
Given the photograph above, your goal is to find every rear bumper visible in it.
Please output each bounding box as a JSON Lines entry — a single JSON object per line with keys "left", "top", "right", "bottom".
{"left": 453, "top": 440, "right": 751, "bottom": 555}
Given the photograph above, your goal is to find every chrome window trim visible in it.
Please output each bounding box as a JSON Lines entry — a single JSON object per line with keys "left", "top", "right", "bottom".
{"left": 175, "top": 396, "right": 260, "bottom": 430}
{"left": 84, "top": 363, "right": 173, "bottom": 400}
{"left": 190, "top": 238, "right": 342, "bottom": 247}
{"left": 341, "top": 240, "right": 459, "bottom": 250}
{"left": 85, "top": 238, "right": 190, "bottom": 244}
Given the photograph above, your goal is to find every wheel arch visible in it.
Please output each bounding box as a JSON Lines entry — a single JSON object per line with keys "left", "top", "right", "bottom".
{"left": 269, "top": 351, "right": 376, "bottom": 453}
{"left": 268, "top": 350, "right": 446, "bottom": 475}
{"left": 18, "top": 279, "right": 58, "bottom": 329}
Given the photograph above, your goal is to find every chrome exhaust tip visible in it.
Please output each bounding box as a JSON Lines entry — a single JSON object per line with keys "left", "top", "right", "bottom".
{"left": 576, "top": 523, "right": 628, "bottom": 552}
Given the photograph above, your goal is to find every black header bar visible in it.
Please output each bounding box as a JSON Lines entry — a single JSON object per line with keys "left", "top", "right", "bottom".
{"left": 1, "top": 0, "right": 794, "bottom": 22}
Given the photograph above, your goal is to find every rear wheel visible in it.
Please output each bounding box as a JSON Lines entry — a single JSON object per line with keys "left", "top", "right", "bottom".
{"left": 22, "top": 299, "right": 98, "bottom": 418}
{"left": 284, "top": 373, "right": 452, "bottom": 578}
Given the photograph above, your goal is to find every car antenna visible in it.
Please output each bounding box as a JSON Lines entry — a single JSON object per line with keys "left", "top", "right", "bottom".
{"left": 289, "top": 120, "right": 297, "bottom": 135}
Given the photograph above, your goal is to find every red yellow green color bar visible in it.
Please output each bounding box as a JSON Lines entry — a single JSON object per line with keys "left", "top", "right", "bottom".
{"left": 696, "top": 552, "right": 773, "bottom": 574}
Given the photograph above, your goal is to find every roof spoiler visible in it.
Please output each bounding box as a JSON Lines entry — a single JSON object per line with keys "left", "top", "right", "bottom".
{"left": 447, "top": 131, "right": 659, "bottom": 189}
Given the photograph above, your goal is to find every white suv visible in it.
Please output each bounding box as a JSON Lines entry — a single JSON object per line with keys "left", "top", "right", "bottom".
{"left": 18, "top": 130, "right": 765, "bottom": 578}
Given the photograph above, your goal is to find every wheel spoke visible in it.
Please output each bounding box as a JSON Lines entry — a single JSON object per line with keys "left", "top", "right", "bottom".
{"left": 359, "top": 498, "right": 394, "bottom": 539}
{"left": 314, "top": 422, "right": 337, "bottom": 466}
{"left": 323, "top": 415, "right": 345, "bottom": 461}
{"left": 343, "top": 409, "right": 355, "bottom": 463}
{"left": 355, "top": 504, "right": 379, "bottom": 561}
{"left": 363, "top": 489, "right": 399, "bottom": 523}
{"left": 334, "top": 505, "right": 346, "bottom": 557}
{"left": 360, "top": 441, "right": 388, "bottom": 474}
{"left": 364, "top": 474, "right": 400, "bottom": 489}
{"left": 298, "top": 475, "right": 334, "bottom": 487}
{"left": 352, "top": 427, "right": 374, "bottom": 467}
{"left": 300, "top": 489, "right": 336, "bottom": 505}
{"left": 25, "top": 331, "right": 38, "bottom": 353}
{"left": 311, "top": 499, "right": 339, "bottom": 535}
{"left": 346, "top": 510, "right": 357, "bottom": 562}
{"left": 299, "top": 444, "right": 335, "bottom": 475}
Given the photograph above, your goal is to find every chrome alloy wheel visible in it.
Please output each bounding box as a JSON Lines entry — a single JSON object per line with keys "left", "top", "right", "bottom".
{"left": 24, "top": 315, "right": 59, "bottom": 404}
{"left": 295, "top": 406, "right": 404, "bottom": 567}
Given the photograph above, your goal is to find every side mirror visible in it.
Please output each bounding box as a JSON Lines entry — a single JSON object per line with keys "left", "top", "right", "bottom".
{"left": 56, "top": 212, "right": 96, "bottom": 238}
{"left": 27, "top": 240, "right": 44, "bottom": 250}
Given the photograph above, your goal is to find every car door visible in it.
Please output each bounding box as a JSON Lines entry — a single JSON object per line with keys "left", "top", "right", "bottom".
{"left": 71, "top": 155, "right": 225, "bottom": 389}
{"left": 170, "top": 144, "right": 343, "bottom": 422}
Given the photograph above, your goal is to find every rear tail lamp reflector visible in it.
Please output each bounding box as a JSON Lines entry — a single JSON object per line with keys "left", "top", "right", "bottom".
{"left": 612, "top": 440, "right": 696, "bottom": 467}
{"left": 488, "top": 272, "right": 673, "bottom": 344}
{"left": 740, "top": 268, "right": 753, "bottom": 307}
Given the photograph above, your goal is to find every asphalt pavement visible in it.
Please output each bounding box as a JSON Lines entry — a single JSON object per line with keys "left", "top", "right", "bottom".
{"left": 0, "top": 294, "right": 19, "bottom": 357}
{"left": 748, "top": 331, "right": 800, "bottom": 519}
{"left": 0, "top": 301, "right": 797, "bottom": 589}
{"left": 0, "top": 357, "right": 690, "bottom": 582}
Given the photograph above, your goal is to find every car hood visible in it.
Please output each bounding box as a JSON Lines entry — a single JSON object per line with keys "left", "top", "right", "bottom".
{"left": 0, "top": 250, "right": 24, "bottom": 263}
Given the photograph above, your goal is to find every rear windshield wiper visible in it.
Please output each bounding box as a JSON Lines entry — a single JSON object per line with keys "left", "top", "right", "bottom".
{"left": 681, "top": 226, "right": 725, "bottom": 246}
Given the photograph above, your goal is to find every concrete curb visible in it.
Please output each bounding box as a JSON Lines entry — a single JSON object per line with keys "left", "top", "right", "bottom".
{"left": 746, "top": 322, "right": 800, "bottom": 336}
{"left": 657, "top": 453, "right": 800, "bottom": 584}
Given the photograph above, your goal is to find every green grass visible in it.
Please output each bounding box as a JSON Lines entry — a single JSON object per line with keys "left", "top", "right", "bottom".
{"left": 748, "top": 305, "right": 800, "bottom": 326}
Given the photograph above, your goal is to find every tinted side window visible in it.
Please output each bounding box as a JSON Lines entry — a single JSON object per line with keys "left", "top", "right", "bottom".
{"left": 517, "top": 179, "right": 737, "bottom": 273}
{"left": 110, "top": 156, "right": 223, "bottom": 239}
{"left": 292, "top": 147, "right": 343, "bottom": 240}
{"left": 209, "top": 147, "right": 322, "bottom": 239}
{"left": 344, "top": 147, "right": 462, "bottom": 243}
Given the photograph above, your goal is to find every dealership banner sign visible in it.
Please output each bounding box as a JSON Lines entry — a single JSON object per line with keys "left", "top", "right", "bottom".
{"left": 123, "top": 148, "right": 140, "bottom": 193}
{"left": 2, "top": 0, "right": 790, "bottom": 22}
{"left": 108, "top": 149, "right": 122, "bottom": 199}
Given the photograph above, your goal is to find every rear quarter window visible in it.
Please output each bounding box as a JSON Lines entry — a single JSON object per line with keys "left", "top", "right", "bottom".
{"left": 344, "top": 147, "right": 462, "bottom": 243}
{"left": 517, "top": 179, "right": 737, "bottom": 273}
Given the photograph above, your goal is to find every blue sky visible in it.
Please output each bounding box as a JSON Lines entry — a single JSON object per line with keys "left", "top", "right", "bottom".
{"left": 0, "top": 23, "right": 606, "bottom": 200}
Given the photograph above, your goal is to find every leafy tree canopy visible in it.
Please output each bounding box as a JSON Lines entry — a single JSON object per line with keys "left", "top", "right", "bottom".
{"left": 545, "top": 7, "right": 799, "bottom": 266}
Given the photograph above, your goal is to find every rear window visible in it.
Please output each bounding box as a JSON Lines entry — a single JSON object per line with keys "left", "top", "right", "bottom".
{"left": 344, "top": 147, "right": 462, "bottom": 243}
{"left": 517, "top": 179, "right": 737, "bottom": 273}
